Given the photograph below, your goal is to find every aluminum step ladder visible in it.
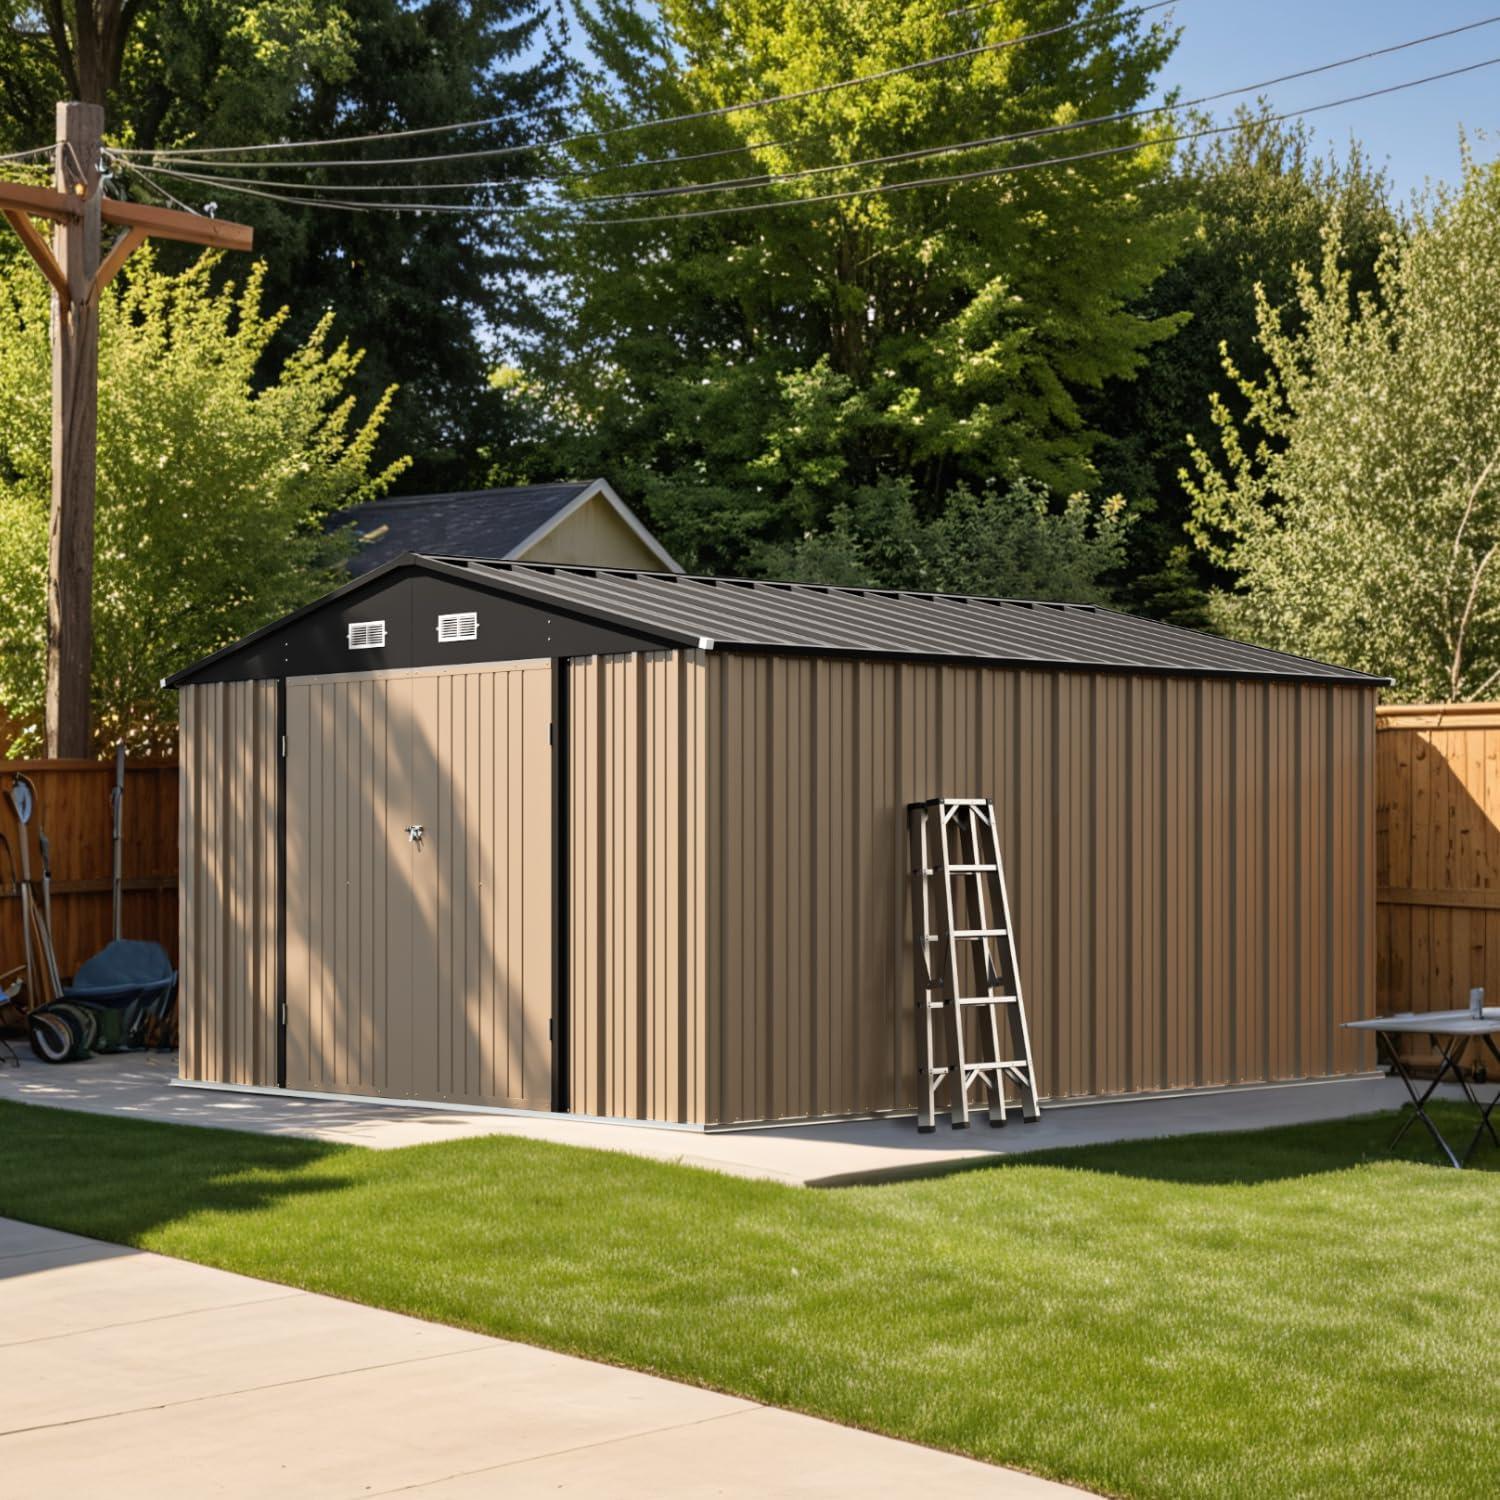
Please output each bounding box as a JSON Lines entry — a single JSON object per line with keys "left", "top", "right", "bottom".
{"left": 907, "top": 797, "right": 1041, "bottom": 1132}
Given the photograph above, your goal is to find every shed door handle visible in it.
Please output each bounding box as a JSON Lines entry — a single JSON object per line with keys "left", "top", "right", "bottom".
{"left": 406, "top": 824, "right": 424, "bottom": 846}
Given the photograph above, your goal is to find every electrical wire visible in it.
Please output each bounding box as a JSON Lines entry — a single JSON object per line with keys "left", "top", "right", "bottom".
{"left": 113, "top": 0, "right": 1181, "bottom": 164}
{"left": 585, "top": 52, "right": 1500, "bottom": 226}
{"left": 118, "top": 161, "right": 207, "bottom": 217}
{"left": 116, "top": 17, "right": 1500, "bottom": 214}
{"left": 110, "top": 52, "right": 1500, "bottom": 227}
{"left": 136, "top": 128, "right": 824, "bottom": 192}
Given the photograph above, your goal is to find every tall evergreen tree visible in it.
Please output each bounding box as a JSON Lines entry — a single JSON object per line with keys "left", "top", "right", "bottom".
{"left": 0, "top": 1, "right": 569, "bottom": 487}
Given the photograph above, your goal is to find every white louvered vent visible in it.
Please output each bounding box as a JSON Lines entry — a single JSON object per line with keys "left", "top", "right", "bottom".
{"left": 436, "top": 611, "right": 479, "bottom": 643}
{"left": 347, "top": 619, "right": 387, "bottom": 650}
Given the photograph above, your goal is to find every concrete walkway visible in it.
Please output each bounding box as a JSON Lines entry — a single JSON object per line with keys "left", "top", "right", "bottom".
{"left": 0, "top": 1049, "right": 1411, "bottom": 1185}
{"left": 0, "top": 1218, "right": 1074, "bottom": 1498}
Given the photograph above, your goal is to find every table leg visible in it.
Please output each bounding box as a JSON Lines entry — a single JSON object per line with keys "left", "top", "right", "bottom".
{"left": 1461, "top": 1035, "right": 1500, "bottom": 1165}
{"left": 1386, "top": 1035, "right": 1464, "bottom": 1169}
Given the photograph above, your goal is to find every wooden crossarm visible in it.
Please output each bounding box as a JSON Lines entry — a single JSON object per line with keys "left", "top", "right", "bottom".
{"left": 102, "top": 197, "right": 252, "bottom": 252}
{"left": 0, "top": 178, "right": 251, "bottom": 251}
{"left": 0, "top": 179, "right": 78, "bottom": 224}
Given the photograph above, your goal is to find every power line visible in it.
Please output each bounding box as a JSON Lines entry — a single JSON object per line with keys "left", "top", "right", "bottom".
{"left": 117, "top": 17, "right": 1500, "bottom": 215}
{"left": 126, "top": 128, "right": 822, "bottom": 193}
{"left": 586, "top": 53, "right": 1500, "bottom": 226}
{"left": 115, "top": 0, "right": 1182, "bottom": 165}
{"left": 112, "top": 52, "right": 1500, "bottom": 228}
{"left": 117, "top": 161, "right": 210, "bottom": 218}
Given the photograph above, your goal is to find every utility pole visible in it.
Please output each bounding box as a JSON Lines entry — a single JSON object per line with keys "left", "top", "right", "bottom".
{"left": 48, "top": 102, "right": 104, "bottom": 760}
{"left": 0, "top": 107, "right": 252, "bottom": 758}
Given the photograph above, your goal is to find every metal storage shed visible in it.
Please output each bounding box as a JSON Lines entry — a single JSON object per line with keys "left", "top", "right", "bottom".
{"left": 170, "top": 556, "right": 1382, "bottom": 1128}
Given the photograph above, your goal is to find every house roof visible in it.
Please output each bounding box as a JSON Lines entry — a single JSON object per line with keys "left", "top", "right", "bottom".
{"left": 168, "top": 553, "right": 1387, "bottom": 687}
{"left": 333, "top": 479, "right": 680, "bottom": 575}
{"left": 425, "top": 558, "right": 1385, "bottom": 683}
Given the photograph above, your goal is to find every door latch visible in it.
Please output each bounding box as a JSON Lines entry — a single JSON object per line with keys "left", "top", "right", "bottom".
{"left": 406, "top": 824, "right": 425, "bottom": 846}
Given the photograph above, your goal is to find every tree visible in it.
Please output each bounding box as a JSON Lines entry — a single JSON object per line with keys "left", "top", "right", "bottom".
{"left": 0, "top": 0, "right": 569, "bottom": 489}
{"left": 764, "top": 477, "right": 1129, "bottom": 602}
{"left": 1091, "top": 108, "right": 1395, "bottom": 625}
{"left": 1184, "top": 153, "right": 1500, "bottom": 703}
{"left": 0, "top": 250, "right": 404, "bottom": 751}
{"left": 0, "top": 1, "right": 358, "bottom": 135}
{"left": 518, "top": 0, "right": 1185, "bottom": 578}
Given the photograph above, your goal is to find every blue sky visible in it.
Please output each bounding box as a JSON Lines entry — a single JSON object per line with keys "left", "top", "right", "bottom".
{"left": 1163, "top": 2, "right": 1500, "bottom": 199}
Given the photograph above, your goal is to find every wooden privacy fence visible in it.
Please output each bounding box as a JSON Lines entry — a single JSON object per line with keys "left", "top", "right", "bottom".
{"left": 1376, "top": 704, "right": 1500, "bottom": 1022}
{"left": 0, "top": 758, "right": 177, "bottom": 983}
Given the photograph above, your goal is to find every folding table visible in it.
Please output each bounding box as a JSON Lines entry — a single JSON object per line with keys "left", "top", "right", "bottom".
{"left": 1344, "top": 1010, "right": 1500, "bottom": 1168}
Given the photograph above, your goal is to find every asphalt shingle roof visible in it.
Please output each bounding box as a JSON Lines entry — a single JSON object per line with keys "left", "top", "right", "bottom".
{"left": 335, "top": 484, "right": 595, "bottom": 576}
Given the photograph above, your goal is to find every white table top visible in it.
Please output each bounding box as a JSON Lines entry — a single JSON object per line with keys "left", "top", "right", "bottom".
{"left": 1344, "top": 1008, "right": 1500, "bottom": 1036}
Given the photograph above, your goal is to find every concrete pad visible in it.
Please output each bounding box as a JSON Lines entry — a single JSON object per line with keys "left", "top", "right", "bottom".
{"left": 2, "top": 1281, "right": 489, "bottom": 1433}
{"left": 0, "top": 1253, "right": 299, "bottom": 1346}
{"left": 0, "top": 1217, "right": 122, "bottom": 1260}
{"left": 0, "top": 1219, "right": 1071, "bottom": 1498}
{"left": 404, "top": 1404, "right": 1075, "bottom": 1498}
{"left": 0, "top": 1048, "right": 1411, "bottom": 1186}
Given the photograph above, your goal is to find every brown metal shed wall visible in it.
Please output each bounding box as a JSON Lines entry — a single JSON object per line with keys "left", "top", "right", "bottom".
{"left": 178, "top": 680, "right": 279, "bottom": 1086}
{"left": 703, "top": 656, "right": 1375, "bottom": 1126}
{"left": 568, "top": 651, "right": 708, "bottom": 1123}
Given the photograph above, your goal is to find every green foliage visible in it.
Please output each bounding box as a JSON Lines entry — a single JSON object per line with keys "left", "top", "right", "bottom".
{"left": 0, "top": 0, "right": 568, "bottom": 490}
{"left": 521, "top": 0, "right": 1186, "bottom": 579}
{"left": 1185, "top": 153, "right": 1500, "bottom": 702}
{"left": 1094, "top": 109, "right": 1396, "bottom": 624}
{"left": 764, "top": 477, "right": 1129, "bottom": 603}
{"left": 0, "top": 251, "right": 404, "bottom": 751}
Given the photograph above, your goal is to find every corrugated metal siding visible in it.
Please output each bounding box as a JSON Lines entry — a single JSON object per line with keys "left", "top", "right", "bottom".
{"left": 568, "top": 651, "right": 708, "bottom": 1123}
{"left": 178, "top": 680, "right": 279, "bottom": 1086}
{"left": 285, "top": 663, "right": 552, "bottom": 1107}
{"left": 704, "top": 657, "right": 1375, "bottom": 1125}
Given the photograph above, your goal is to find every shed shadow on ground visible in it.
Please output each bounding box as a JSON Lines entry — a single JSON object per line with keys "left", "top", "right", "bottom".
{"left": 894, "top": 1103, "right": 1500, "bottom": 1188}
{"left": 0, "top": 1098, "right": 354, "bottom": 1253}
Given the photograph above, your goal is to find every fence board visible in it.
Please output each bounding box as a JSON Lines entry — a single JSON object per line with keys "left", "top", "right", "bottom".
{"left": 0, "top": 759, "right": 177, "bottom": 987}
{"left": 1377, "top": 706, "right": 1500, "bottom": 1057}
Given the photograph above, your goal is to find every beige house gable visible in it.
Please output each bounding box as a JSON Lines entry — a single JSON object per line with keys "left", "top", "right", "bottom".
{"left": 515, "top": 488, "right": 670, "bottom": 570}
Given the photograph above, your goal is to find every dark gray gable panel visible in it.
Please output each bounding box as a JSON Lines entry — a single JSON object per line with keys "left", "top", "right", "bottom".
{"left": 173, "top": 567, "right": 670, "bottom": 685}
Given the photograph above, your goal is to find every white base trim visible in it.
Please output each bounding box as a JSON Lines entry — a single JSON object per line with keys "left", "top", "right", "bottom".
{"left": 168, "top": 1076, "right": 707, "bottom": 1133}
{"left": 702, "top": 1070, "right": 1387, "bottom": 1131}
{"left": 172, "top": 1068, "right": 1385, "bottom": 1136}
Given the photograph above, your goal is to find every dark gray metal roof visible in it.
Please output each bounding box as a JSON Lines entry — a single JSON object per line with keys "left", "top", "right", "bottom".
{"left": 334, "top": 484, "right": 595, "bottom": 575}
{"left": 430, "top": 558, "right": 1384, "bottom": 683}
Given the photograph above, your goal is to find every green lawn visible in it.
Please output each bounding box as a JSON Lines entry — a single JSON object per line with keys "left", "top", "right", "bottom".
{"left": 2, "top": 1099, "right": 1498, "bottom": 1499}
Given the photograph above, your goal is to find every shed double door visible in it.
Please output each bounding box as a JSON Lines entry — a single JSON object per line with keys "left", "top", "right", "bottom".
{"left": 285, "top": 663, "right": 553, "bottom": 1109}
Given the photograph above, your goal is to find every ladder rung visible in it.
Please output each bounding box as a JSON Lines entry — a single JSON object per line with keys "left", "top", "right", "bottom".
{"left": 948, "top": 863, "right": 998, "bottom": 872}
{"left": 964, "top": 1060, "right": 1031, "bottom": 1072}
{"left": 955, "top": 994, "right": 1016, "bottom": 1005}
{"left": 952, "top": 928, "right": 1006, "bottom": 939}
